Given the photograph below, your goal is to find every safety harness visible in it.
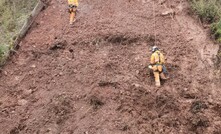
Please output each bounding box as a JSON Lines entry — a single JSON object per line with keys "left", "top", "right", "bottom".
{"left": 155, "top": 51, "right": 168, "bottom": 73}
{"left": 157, "top": 52, "right": 161, "bottom": 64}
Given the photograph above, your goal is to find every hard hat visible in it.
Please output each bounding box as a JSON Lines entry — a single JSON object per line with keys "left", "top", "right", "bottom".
{"left": 151, "top": 46, "right": 159, "bottom": 52}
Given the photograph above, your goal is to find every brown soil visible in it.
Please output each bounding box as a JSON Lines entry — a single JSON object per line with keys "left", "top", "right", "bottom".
{"left": 0, "top": 0, "right": 221, "bottom": 133}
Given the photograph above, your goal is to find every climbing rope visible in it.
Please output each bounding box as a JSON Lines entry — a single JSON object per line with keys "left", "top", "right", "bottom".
{"left": 153, "top": 0, "right": 156, "bottom": 46}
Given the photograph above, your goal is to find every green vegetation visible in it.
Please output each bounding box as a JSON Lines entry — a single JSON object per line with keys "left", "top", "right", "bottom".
{"left": 0, "top": 44, "right": 8, "bottom": 65}
{"left": 191, "top": 0, "right": 221, "bottom": 22}
{"left": 191, "top": 0, "right": 221, "bottom": 66}
{"left": 0, "top": 0, "right": 37, "bottom": 65}
{"left": 212, "top": 19, "right": 221, "bottom": 42}
{"left": 191, "top": 0, "right": 221, "bottom": 42}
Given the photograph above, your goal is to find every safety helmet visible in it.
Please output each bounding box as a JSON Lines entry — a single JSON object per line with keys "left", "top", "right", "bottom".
{"left": 151, "top": 46, "right": 159, "bottom": 53}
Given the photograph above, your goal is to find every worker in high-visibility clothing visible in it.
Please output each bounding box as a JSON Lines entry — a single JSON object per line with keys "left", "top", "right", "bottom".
{"left": 149, "top": 46, "right": 168, "bottom": 87}
{"left": 68, "top": 0, "right": 79, "bottom": 25}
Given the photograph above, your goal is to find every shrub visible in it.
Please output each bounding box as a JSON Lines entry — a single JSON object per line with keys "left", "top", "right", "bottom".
{"left": 191, "top": 0, "right": 221, "bottom": 23}
{"left": 191, "top": 0, "right": 221, "bottom": 64}
{"left": 212, "top": 19, "right": 221, "bottom": 42}
{"left": 0, "top": 0, "right": 37, "bottom": 65}
{"left": 0, "top": 44, "right": 9, "bottom": 65}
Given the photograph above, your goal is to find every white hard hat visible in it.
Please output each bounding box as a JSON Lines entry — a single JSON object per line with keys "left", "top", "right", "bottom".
{"left": 151, "top": 46, "right": 159, "bottom": 52}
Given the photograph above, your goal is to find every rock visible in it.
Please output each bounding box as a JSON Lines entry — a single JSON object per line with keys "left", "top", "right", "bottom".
{"left": 23, "top": 89, "right": 33, "bottom": 95}
{"left": 4, "top": 71, "right": 8, "bottom": 75}
{"left": 18, "top": 99, "right": 28, "bottom": 106}
{"left": 159, "top": 0, "right": 166, "bottom": 4}
{"left": 15, "top": 76, "right": 20, "bottom": 81}
{"left": 59, "top": 72, "right": 63, "bottom": 76}
{"left": 133, "top": 83, "right": 141, "bottom": 88}
{"left": 135, "top": 56, "right": 140, "bottom": 61}
{"left": 183, "top": 88, "right": 188, "bottom": 91}
{"left": 73, "top": 69, "right": 77, "bottom": 73}
{"left": 31, "top": 64, "right": 36, "bottom": 68}
{"left": 50, "top": 40, "right": 67, "bottom": 50}
{"left": 188, "top": 37, "right": 194, "bottom": 41}
{"left": 161, "top": 9, "right": 175, "bottom": 16}
{"left": 207, "top": 95, "right": 213, "bottom": 104}
{"left": 135, "top": 84, "right": 141, "bottom": 88}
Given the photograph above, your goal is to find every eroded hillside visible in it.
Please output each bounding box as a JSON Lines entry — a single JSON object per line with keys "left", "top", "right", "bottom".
{"left": 0, "top": 0, "right": 221, "bottom": 133}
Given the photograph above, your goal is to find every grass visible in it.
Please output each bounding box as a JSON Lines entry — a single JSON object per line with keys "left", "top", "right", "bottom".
{"left": 191, "top": 0, "right": 221, "bottom": 66}
{"left": 191, "top": 0, "right": 221, "bottom": 42}
{"left": 212, "top": 19, "right": 221, "bottom": 42}
{"left": 191, "top": 0, "right": 221, "bottom": 23}
{"left": 0, "top": 0, "right": 37, "bottom": 65}
{"left": 0, "top": 44, "right": 9, "bottom": 65}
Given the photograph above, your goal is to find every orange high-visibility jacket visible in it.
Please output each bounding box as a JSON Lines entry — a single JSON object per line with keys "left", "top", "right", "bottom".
{"left": 150, "top": 50, "right": 165, "bottom": 72}
{"left": 150, "top": 50, "right": 165, "bottom": 65}
{"left": 68, "top": 0, "right": 78, "bottom": 6}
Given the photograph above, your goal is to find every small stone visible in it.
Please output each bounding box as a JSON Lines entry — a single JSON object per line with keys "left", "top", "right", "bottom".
{"left": 59, "top": 72, "right": 63, "bottom": 76}
{"left": 31, "top": 64, "right": 36, "bottom": 68}
{"left": 18, "top": 99, "right": 28, "bottom": 106}
{"left": 135, "top": 56, "right": 140, "bottom": 61}
{"left": 187, "top": 37, "right": 194, "bottom": 41}
{"left": 131, "top": 111, "right": 137, "bottom": 116}
{"left": 133, "top": 83, "right": 141, "bottom": 88}
{"left": 159, "top": 0, "right": 166, "bottom": 4}
{"left": 73, "top": 69, "right": 77, "bottom": 73}
{"left": 4, "top": 71, "right": 8, "bottom": 75}
{"left": 15, "top": 76, "right": 20, "bottom": 81}
{"left": 24, "top": 89, "right": 33, "bottom": 95}
{"left": 161, "top": 9, "right": 175, "bottom": 16}
{"left": 207, "top": 95, "right": 213, "bottom": 104}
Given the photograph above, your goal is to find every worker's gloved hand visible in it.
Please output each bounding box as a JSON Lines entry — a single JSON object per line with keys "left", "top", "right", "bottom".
{"left": 148, "top": 65, "right": 152, "bottom": 69}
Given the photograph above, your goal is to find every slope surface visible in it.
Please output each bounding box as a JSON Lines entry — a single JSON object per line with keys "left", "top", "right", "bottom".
{"left": 0, "top": 0, "right": 220, "bottom": 133}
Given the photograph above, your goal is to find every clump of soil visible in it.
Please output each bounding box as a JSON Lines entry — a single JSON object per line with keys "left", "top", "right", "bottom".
{"left": 188, "top": 115, "right": 209, "bottom": 132}
{"left": 47, "top": 94, "right": 73, "bottom": 124}
{"left": 190, "top": 100, "right": 208, "bottom": 114}
{"left": 89, "top": 96, "right": 104, "bottom": 110}
{"left": 49, "top": 39, "right": 67, "bottom": 50}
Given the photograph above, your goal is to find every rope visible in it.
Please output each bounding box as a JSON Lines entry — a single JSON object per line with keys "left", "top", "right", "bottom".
{"left": 153, "top": 0, "right": 156, "bottom": 46}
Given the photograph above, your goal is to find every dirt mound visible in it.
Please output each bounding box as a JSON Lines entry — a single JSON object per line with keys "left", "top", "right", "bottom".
{"left": 0, "top": 0, "right": 220, "bottom": 133}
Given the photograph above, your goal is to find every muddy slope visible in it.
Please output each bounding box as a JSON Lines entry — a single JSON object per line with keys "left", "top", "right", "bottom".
{"left": 0, "top": 0, "right": 221, "bottom": 133}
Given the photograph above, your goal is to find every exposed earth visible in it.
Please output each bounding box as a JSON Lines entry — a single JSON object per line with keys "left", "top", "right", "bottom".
{"left": 0, "top": 0, "right": 221, "bottom": 133}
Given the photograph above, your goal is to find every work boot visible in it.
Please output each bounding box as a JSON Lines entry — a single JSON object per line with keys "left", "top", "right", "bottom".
{"left": 160, "top": 73, "right": 168, "bottom": 80}
{"left": 155, "top": 81, "right": 161, "bottom": 87}
{"left": 69, "top": 19, "right": 76, "bottom": 25}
